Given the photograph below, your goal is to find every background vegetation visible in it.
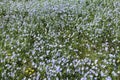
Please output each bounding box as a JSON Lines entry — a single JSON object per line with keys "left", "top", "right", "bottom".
{"left": 0, "top": 0, "right": 120, "bottom": 79}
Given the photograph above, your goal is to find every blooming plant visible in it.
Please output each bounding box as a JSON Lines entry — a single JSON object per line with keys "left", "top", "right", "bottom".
{"left": 0, "top": 0, "right": 120, "bottom": 79}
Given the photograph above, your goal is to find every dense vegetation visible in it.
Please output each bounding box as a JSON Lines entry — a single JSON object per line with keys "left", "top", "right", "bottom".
{"left": 0, "top": 0, "right": 120, "bottom": 80}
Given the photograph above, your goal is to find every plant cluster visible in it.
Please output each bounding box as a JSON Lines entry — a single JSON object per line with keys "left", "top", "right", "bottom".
{"left": 0, "top": 0, "right": 120, "bottom": 79}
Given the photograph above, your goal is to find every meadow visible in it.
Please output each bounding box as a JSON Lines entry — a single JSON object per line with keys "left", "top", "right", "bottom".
{"left": 0, "top": 0, "right": 120, "bottom": 80}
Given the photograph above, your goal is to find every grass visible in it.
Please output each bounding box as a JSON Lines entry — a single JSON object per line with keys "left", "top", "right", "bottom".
{"left": 0, "top": 0, "right": 120, "bottom": 79}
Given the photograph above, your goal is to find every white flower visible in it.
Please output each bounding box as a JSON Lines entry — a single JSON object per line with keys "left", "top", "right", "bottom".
{"left": 0, "top": 25, "right": 4, "bottom": 28}
{"left": 95, "top": 59, "right": 98, "bottom": 64}
{"left": 112, "top": 71, "right": 118, "bottom": 76}
{"left": 100, "top": 71, "right": 105, "bottom": 77}
{"left": 81, "top": 77, "right": 87, "bottom": 80}
{"left": 56, "top": 66, "right": 61, "bottom": 73}
{"left": 106, "top": 76, "right": 112, "bottom": 80}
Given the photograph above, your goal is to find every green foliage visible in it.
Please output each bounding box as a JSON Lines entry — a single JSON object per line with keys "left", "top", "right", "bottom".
{"left": 0, "top": 0, "right": 120, "bottom": 79}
